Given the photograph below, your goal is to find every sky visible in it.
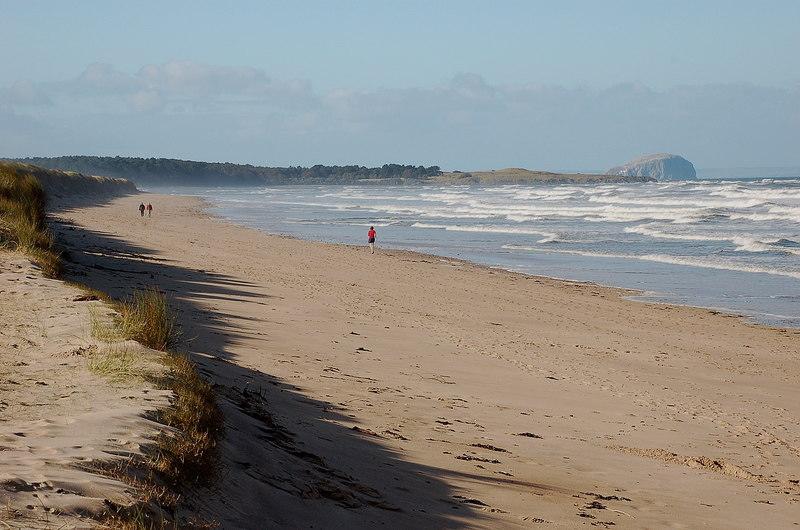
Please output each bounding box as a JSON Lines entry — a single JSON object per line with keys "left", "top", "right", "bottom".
{"left": 2, "top": 0, "right": 799, "bottom": 171}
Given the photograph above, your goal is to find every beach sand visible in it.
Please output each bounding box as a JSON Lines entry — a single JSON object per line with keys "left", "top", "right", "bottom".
{"left": 44, "top": 192, "right": 800, "bottom": 528}
{"left": 0, "top": 251, "right": 171, "bottom": 528}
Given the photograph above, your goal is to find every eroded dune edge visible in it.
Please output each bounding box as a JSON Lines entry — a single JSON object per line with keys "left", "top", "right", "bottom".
{"left": 1, "top": 165, "right": 799, "bottom": 529}
{"left": 1, "top": 163, "right": 221, "bottom": 529}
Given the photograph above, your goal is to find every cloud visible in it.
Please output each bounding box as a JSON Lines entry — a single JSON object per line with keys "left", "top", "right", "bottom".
{"left": 128, "top": 90, "right": 164, "bottom": 113}
{"left": 13, "top": 61, "right": 316, "bottom": 114}
{"left": 0, "top": 80, "right": 52, "bottom": 106}
{"left": 1, "top": 63, "right": 798, "bottom": 168}
{"left": 138, "top": 61, "right": 266, "bottom": 95}
{"left": 73, "top": 62, "right": 140, "bottom": 95}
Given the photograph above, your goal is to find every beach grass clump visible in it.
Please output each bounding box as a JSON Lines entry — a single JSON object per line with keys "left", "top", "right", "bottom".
{"left": 86, "top": 457, "right": 179, "bottom": 529}
{"left": 150, "top": 352, "right": 224, "bottom": 486}
{"left": 95, "top": 377, "right": 221, "bottom": 528}
{"left": 85, "top": 287, "right": 222, "bottom": 528}
{"left": 0, "top": 162, "right": 61, "bottom": 277}
{"left": 106, "top": 288, "right": 221, "bottom": 484}
{"left": 118, "top": 288, "right": 179, "bottom": 351}
{"left": 89, "top": 305, "right": 126, "bottom": 342}
{"left": 87, "top": 346, "right": 141, "bottom": 383}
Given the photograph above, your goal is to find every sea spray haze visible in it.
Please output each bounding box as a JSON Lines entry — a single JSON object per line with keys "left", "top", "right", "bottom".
{"left": 149, "top": 178, "right": 800, "bottom": 327}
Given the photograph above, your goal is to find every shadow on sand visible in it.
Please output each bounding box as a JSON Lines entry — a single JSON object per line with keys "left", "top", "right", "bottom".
{"left": 49, "top": 196, "right": 487, "bottom": 529}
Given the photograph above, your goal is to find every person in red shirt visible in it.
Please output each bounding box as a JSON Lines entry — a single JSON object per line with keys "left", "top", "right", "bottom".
{"left": 367, "top": 226, "right": 376, "bottom": 254}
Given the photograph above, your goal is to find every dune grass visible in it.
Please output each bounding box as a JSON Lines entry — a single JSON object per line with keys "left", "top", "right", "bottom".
{"left": 0, "top": 161, "right": 221, "bottom": 527}
{"left": 130, "top": 288, "right": 222, "bottom": 497}
{"left": 151, "top": 352, "right": 223, "bottom": 486}
{"left": 88, "top": 288, "right": 222, "bottom": 528}
{"left": 89, "top": 306, "right": 127, "bottom": 342}
{"left": 87, "top": 345, "right": 141, "bottom": 383}
{"left": 118, "top": 289, "right": 179, "bottom": 351}
{"left": 87, "top": 456, "right": 180, "bottom": 529}
{"left": 0, "top": 162, "right": 60, "bottom": 277}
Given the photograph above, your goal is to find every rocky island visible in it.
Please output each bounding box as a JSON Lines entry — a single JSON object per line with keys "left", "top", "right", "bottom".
{"left": 607, "top": 153, "right": 696, "bottom": 180}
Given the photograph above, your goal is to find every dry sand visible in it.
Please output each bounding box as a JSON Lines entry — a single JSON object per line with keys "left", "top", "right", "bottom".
{"left": 14, "top": 192, "right": 800, "bottom": 528}
{"left": 0, "top": 251, "right": 170, "bottom": 528}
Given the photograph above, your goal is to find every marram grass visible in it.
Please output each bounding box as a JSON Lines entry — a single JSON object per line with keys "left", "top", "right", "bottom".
{"left": 88, "top": 288, "right": 222, "bottom": 529}
{"left": 118, "top": 288, "right": 179, "bottom": 351}
{"left": 87, "top": 345, "right": 141, "bottom": 383}
{"left": 0, "top": 162, "right": 61, "bottom": 277}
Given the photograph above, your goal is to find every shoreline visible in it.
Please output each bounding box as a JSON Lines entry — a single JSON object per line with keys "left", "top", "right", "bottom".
{"left": 46, "top": 191, "right": 800, "bottom": 528}
{"left": 193, "top": 194, "right": 796, "bottom": 333}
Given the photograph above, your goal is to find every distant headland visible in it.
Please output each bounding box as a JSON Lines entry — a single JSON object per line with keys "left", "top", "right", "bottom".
{"left": 12, "top": 156, "right": 653, "bottom": 186}
{"left": 434, "top": 167, "right": 652, "bottom": 184}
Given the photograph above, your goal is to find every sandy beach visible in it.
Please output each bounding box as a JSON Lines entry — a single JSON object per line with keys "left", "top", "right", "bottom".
{"left": 0, "top": 253, "right": 172, "bottom": 528}
{"left": 32, "top": 192, "right": 800, "bottom": 528}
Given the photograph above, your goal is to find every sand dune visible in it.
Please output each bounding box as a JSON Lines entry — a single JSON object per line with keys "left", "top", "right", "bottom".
{"left": 0, "top": 252, "right": 170, "bottom": 528}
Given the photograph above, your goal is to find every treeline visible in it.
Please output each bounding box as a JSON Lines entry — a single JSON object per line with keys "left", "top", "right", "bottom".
{"left": 15, "top": 156, "right": 442, "bottom": 186}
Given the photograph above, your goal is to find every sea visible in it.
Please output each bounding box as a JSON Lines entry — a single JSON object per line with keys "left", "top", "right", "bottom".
{"left": 150, "top": 179, "right": 800, "bottom": 328}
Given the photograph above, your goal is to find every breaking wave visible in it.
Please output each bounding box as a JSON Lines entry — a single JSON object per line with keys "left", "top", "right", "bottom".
{"left": 624, "top": 224, "right": 800, "bottom": 255}
{"left": 411, "top": 223, "right": 558, "bottom": 243}
{"left": 503, "top": 245, "right": 800, "bottom": 280}
{"left": 192, "top": 177, "right": 800, "bottom": 327}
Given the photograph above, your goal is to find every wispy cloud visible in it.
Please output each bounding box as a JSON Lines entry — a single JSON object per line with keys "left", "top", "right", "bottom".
{"left": 1, "top": 80, "right": 53, "bottom": 106}
{"left": 2, "top": 61, "right": 798, "bottom": 168}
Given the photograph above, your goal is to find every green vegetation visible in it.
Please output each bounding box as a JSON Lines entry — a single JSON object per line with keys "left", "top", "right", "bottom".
{"left": 118, "top": 288, "right": 179, "bottom": 351}
{"left": 0, "top": 161, "right": 61, "bottom": 277}
{"left": 111, "top": 288, "right": 221, "bottom": 485}
{"left": 89, "top": 288, "right": 222, "bottom": 529}
{"left": 0, "top": 160, "right": 135, "bottom": 277}
{"left": 90, "top": 306, "right": 126, "bottom": 342}
{"left": 87, "top": 345, "right": 141, "bottom": 383}
{"left": 16, "top": 155, "right": 656, "bottom": 186}
{"left": 17, "top": 155, "right": 442, "bottom": 186}
{"left": 151, "top": 351, "right": 223, "bottom": 486}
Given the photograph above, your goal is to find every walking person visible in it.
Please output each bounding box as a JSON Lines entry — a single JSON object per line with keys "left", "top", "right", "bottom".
{"left": 139, "top": 202, "right": 146, "bottom": 217}
{"left": 367, "top": 226, "right": 376, "bottom": 254}
{"left": 146, "top": 203, "right": 153, "bottom": 217}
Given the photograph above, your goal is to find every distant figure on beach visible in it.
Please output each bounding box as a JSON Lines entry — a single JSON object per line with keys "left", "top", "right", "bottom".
{"left": 146, "top": 203, "right": 153, "bottom": 217}
{"left": 368, "top": 226, "right": 376, "bottom": 254}
{"left": 139, "top": 202, "right": 145, "bottom": 217}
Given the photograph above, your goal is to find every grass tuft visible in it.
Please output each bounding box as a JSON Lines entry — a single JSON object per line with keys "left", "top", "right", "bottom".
{"left": 118, "top": 289, "right": 178, "bottom": 351}
{"left": 150, "top": 352, "right": 223, "bottom": 486}
{"left": 87, "top": 346, "right": 141, "bottom": 383}
{"left": 90, "top": 306, "right": 126, "bottom": 342}
{"left": 84, "top": 457, "right": 180, "bottom": 530}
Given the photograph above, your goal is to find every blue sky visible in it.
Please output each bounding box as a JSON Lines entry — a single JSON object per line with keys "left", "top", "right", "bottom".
{"left": 2, "top": 1, "right": 799, "bottom": 170}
